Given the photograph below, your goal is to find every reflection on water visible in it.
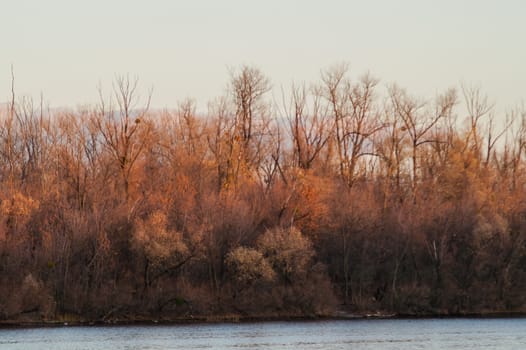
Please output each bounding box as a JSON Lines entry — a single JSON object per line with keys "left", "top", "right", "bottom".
{"left": 0, "top": 318, "right": 525, "bottom": 349}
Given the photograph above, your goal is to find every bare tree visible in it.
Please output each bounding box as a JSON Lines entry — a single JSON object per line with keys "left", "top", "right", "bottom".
{"left": 206, "top": 96, "right": 238, "bottom": 191}
{"left": 285, "top": 83, "right": 331, "bottom": 170}
{"left": 230, "top": 65, "right": 271, "bottom": 169}
{"left": 462, "top": 84, "right": 493, "bottom": 159}
{"left": 322, "top": 65, "right": 384, "bottom": 188}
{"left": 93, "top": 75, "right": 153, "bottom": 204}
{"left": 176, "top": 99, "right": 203, "bottom": 157}
{"left": 389, "top": 86, "right": 456, "bottom": 201}
{"left": 375, "top": 100, "right": 407, "bottom": 206}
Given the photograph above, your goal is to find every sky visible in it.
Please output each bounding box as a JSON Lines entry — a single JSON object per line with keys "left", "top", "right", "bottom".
{"left": 1, "top": 0, "right": 525, "bottom": 114}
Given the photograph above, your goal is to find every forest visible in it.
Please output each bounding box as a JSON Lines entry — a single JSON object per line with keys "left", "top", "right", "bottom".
{"left": 1, "top": 65, "right": 526, "bottom": 323}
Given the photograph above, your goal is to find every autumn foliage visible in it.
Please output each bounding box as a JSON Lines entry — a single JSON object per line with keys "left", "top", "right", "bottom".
{"left": 1, "top": 66, "right": 526, "bottom": 322}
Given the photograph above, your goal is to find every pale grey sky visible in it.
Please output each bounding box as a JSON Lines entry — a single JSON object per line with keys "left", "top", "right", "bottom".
{"left": 1, "top": 0, "right": 525, "bottom": 112}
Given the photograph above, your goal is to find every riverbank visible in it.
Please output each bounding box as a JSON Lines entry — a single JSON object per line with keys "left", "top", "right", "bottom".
{"left": 2, "top": 310, "right": 526, "bottom": 328}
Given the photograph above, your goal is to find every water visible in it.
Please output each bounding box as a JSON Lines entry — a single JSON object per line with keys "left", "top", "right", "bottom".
{"left": 0, "top": 318, "right": 525, "bottom": 349}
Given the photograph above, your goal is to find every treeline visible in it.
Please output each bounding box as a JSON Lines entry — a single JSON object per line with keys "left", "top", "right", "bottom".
{"left": 1, "top": 65, "right": 526, "bottom": 322}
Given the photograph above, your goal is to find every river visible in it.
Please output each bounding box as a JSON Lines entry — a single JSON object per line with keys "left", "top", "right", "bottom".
{"left": 1, "top": 318, "right": 525, "bottom": 349}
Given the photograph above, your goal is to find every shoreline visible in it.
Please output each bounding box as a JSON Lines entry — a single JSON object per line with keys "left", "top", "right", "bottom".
{"left": 2, "top": 311, "right": 526, "bottom": 329}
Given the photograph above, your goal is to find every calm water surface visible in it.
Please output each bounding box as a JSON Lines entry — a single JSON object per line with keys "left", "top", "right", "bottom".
{"left": 1, "top": 318, "right": 525, "bottom": 349}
